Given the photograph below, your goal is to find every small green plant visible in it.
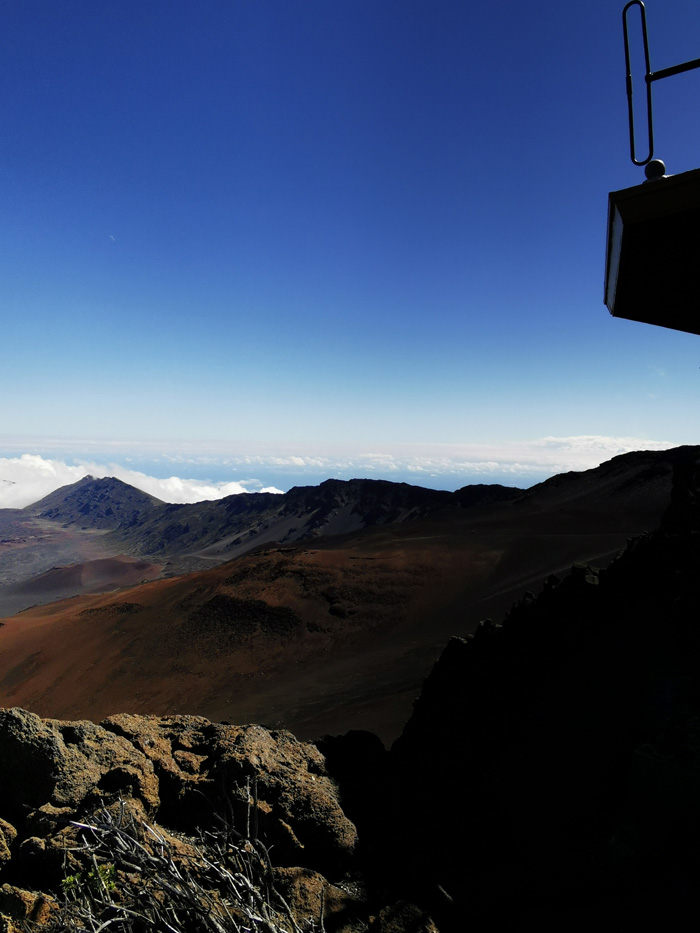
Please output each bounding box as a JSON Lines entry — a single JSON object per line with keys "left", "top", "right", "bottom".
{"left": 61, "top": 863, "right": 116, "bottom": 898}
{"left": 59, "top": 873, "right": 81, "bottom": 894}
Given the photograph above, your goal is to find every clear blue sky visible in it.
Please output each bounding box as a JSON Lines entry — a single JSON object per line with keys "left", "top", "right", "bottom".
{"left": 1, "top": 0, "right": 699, "bottom": 496}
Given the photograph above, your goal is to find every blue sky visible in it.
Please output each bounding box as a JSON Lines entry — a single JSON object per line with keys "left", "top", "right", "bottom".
{"left": 1, "top": 0, "right": 699, "bottom": 502}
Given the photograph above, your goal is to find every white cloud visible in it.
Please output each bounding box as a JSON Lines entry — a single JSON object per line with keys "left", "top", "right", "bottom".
{"left": 306, "top": 436, "right": 677, "bottom": 483}
{"left": 524, "top": 435, "right": 676, "bottom": 472}
{"left": 532, "top": 435, "right": 673, "bottom": 454}
{"left": 100, "top": 468, "right": 259, "bottom": 503}
{"left": 0, "top": 455, "right": 87, "bottom": 508}
{"left": 0, "top": 455, "right": 283, "bottom": 509}
{"left": 265, "top": 455, "right": 330, "bottom": 468}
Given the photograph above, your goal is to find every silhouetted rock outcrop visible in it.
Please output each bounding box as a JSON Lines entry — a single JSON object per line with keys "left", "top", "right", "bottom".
{"left": 389, "top": 448, "right": 700, "bottom": 927}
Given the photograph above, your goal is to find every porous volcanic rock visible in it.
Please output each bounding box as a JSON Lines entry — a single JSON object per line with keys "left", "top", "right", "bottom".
{"left": 102, "top": 713, "right": 358, "bottom": 874}
{"left": 0, "top": 706, "right": 449, "bottom": 929}
{"left": 0, "top": 709, "right": 362, "bottom": 919}
{"left": 272, "top": 866, "right": 367, "bottom": 932}
{"left": 368, "top": 901, "right": 440, "bottom": 933}
{"left": 0, "top": 708, "right": 159, "bottom": 823}
{"left": 0, "top": 822, "right": 15, "bottom": 870}
{"left": 0, "top": 883, "right": 57, "bottom": 926}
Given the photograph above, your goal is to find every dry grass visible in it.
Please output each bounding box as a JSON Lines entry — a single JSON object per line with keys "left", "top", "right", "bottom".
{"left": 35, "top": 795, "right": 319, "bottom": 933}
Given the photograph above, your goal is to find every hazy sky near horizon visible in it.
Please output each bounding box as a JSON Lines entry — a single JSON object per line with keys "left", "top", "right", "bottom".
{"left": 2, "top": 0, "right": 699, "bottom": 498}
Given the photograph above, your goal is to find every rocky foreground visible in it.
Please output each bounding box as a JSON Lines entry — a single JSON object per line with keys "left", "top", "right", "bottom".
{"left": 0, "top": 454, "right": 699, "bottom": 930}
{"left": 0, "top": 710, "right": 385, "bottom": 931}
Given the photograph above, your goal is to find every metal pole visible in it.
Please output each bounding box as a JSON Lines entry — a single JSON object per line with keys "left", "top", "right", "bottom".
{"left": 621, "top": 1, "right": 700, "bottom": 167}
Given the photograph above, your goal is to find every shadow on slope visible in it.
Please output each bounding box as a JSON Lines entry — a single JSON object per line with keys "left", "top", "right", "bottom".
{"left": 386, "top": 451, "right": 700, "bottom": 928}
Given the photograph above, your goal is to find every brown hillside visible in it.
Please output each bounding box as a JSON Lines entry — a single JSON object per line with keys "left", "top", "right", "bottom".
{"left": 0, "top": 447, "right": 693, "bottom": 742}
{"left": 2, "top": 555, "right": 162, "bottom": 604}
{"left": 0, "top": 532, "right": 498, "bottom": 743}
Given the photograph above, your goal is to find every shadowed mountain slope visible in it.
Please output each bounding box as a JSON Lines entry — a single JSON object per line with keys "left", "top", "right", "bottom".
{"left": 109, "top": 477, "right": 520, "bottom": 567}
{"left": 386, "top": 449, "right": 700, "bottom": 929}
{"left": 27, "top": 475, "right": 164, "bottom": 529}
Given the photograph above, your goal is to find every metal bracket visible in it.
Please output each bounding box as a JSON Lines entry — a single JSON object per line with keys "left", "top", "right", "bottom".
{"left": 622, "top": 0, "right": 700, "bottom": 166}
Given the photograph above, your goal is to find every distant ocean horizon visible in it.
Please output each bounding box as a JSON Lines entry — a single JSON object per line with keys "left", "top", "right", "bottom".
{"left": 0, "top": 434, "right": 680, "bottom": 509}
{"left": 112, "top": 457, "right": 543, "bottom": 494}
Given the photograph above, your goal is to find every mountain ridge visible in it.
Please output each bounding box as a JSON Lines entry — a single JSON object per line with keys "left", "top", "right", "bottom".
{"left": 16, "top": 446, "right": 686, "bottom": 569}
{"left": 20, "top": 475, "right": 523, "bottom": 573}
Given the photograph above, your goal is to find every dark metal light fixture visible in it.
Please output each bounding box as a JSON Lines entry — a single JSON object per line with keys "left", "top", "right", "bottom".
{"left": 604, "top": 1, "right": 700, "bottom": 335}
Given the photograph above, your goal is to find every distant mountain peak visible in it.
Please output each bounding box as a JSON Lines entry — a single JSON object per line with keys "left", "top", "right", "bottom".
{"left": 25, "top": 475, "right": 164, "bottom": 530}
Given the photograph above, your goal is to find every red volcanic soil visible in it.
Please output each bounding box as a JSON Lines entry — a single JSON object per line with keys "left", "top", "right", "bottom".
{"left": 7, "top": 556, "right": 161, "bottom": 595}
{"left": 0, "top": 534, "right": 499, "bottom": 743}
{"left": 0, "top": 514, "right": 149, "bottom": 617}
{"left": 0, "top": 491, "right": 655, "bottom": 742}
{"left": 0, "top": 555, "right": 162, "bottom": 618}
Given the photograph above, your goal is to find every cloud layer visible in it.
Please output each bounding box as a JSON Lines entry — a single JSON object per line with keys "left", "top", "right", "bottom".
{"left": 226, "top": 435, "right": 676, "bottom": 480}
{"left": 0, "top": 455, "right": 283, "bottom": 509}
{"left": 0, "top": 435, "right": 678, "bottom": 510}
